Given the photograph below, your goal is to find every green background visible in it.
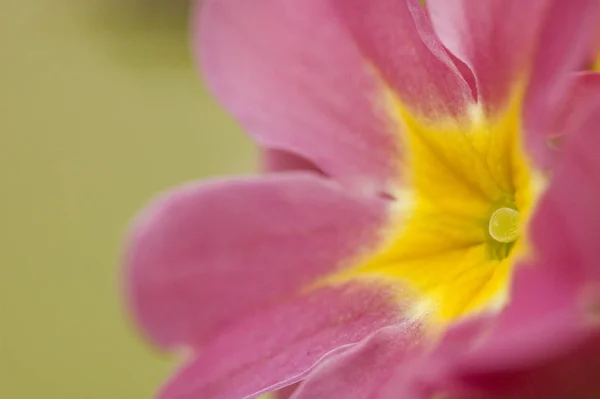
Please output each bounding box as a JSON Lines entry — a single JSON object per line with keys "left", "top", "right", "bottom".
{"left": 1, "top": 0, "right": 256, "bottom": 397}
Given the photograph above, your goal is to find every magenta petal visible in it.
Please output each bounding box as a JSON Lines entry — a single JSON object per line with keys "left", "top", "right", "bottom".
{"left": 458, "top": 338, "right": 600, "bottom": 399}
{"left": 550, "top": 73, "right": 600, "bottom": 140}
{"left": 273, "top": 384, "right": 299, "bottom": 399}
{"left": 292, "top": 324, "right": 424, "bottom": 399}
{"left": 449, "top": 266, "right": 583, "bottom": 373}
{"left": 448, "top": 313, "right": 600, "bottom": 399}
{"left": 197, "top": 0, "right": 472, "bottom": 193}
{"left": 524, "top": 3, "right": 600, "bottom": 168}
{"left": 197, "top": 0, "right": 399, "bottom": 192}
{"left": 529, "top": 89, "right": 600, "bottom": 282}
{"left": 329, "top": 0, "right": 473, "bottom": 117}
{"left": 418, "top": 265, "right": 599, "bottom": 399}
{"left": 261, "top": 149, "right": 324, "bottom": 175}
{"left": 534, "top": 72, "right": 600, "bottom": 168}
{"left": 158, "top": 284, "right": 402, "bottom": 399}
{"left": 427, "top": 0, "right": 598, "bottom": 113}
{"left": 125, "top": 173, "right": 389, "bottom": 348}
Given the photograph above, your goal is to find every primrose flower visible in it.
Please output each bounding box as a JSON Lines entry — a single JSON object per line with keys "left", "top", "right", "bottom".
{"left": 124, "top": 0, "right": 600, "bottom": 398}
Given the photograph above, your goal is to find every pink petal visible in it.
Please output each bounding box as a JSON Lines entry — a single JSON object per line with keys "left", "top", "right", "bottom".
{"left": 125, "top": 173, "right": 390, "bottom": 349}
{"left": 400, "top": 265, "right": 600, "bottom": 399}
{"left": 535, "top": 72, "right": 600, "bottom": 168}
{"left": 529, "top": 87, "right": 600, "bottom": 282}
{"left": 158, "top": 284, "right": 402, "bottom": 399}
{"left": 291, "top": 324, "right": 425, "bottom": 399}
{"left": 427, "top": 0, "right": 598, "bottom": 114}
{"left": 448, "top": 316, "right": 600, "bottom": 399}
{"left": 446, "top": 266, "right": 584, "bottom": 375}
{"left": 273, "top": 383, "right": 299, "bottom": 399}
{"left": 550, "top": 73, "right": 600, "bottom": 140}
{"left": 261, "top": 149, "right": 323, "bottom": 175}
{"left": 469, "top": 339, "right": 600, "bottom": 399}
{"left": 196, "top": 0, "right": 472, "bottom": 193}
{"left": 524, "top": 2, "right": 600, "bottom": 168}
{"left": 328, "top": 0, "right": 473, "bottom": 117}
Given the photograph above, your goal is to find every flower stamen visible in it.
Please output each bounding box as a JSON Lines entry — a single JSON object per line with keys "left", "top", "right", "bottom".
{"left": 489, "top": 207, "right": 520, "bottom": 243}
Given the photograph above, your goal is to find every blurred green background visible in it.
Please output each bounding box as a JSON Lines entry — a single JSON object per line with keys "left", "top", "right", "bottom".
{"left": 1, "top": 0, "right": 256, "bottom": 397}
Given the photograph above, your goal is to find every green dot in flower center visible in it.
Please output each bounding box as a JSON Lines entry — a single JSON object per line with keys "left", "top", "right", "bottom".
{"left": 488, "top": 207, "right": 520, "bottom": 243}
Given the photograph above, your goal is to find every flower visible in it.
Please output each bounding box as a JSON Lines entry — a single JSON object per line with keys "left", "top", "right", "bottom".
{"left": 124, "top": 0, "right": 600, "bottom": 398}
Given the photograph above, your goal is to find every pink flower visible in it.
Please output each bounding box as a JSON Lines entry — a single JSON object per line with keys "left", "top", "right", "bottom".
{"left": 124, "top": 0, "right": 600, "bottom": 398}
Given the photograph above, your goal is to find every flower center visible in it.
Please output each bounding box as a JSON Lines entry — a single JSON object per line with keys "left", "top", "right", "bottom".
{"left": 360, "top": 101, "right": 536, "bottom": 324}
{"left": 323, "top": 98, "right": 537, "bottom": 327}
{"left": 489, "top": 207, "right": 519, "bottom": 243}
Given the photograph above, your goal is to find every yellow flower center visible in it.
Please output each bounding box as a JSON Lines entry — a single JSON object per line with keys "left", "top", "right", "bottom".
{"left": 324, "top": 90, "right": 540, "bottom": 327}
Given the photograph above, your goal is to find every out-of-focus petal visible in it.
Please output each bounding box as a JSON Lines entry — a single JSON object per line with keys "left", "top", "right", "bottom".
{"left": 540, "top": 72, "right": 600, "bottom": 167}
{"left": 427, "top": 0, "right": 598, "bottom": 115}
{"left": 261, "top": 149, "right": 323, "bottom": 175}
{"left": 158, "top": 284, "right": 403, "bottom": 399}
{"left": 392, "top": 266, "right": 600, "bottom": 399}
{"left": 446, "top": 303, "right": 600, "bottom": 399}
{"left": 460, "top": 337, "right": 600, "bottom": 399}
{"left": 529, "top": 89, "right": 600, "bottom": 281}
{"left": 125, "top": 173, "right": 391, "bottom": 348}
{"left": 523, "top": 2, "right": 600, "bottom": 168}
{"left": 291, "top": 324, "right": 424, "bottom": 399}
{"left": 125, "top": 173, "right": 409, "bottom": 398}
{"left": 445, "top": 266, "right": 584, "bottom": 374}
{"left": 197, "top": 0, "right": 472, "bottom": 193}
{"left": 272, "top": 383, "right": 298, "bottom": 399}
